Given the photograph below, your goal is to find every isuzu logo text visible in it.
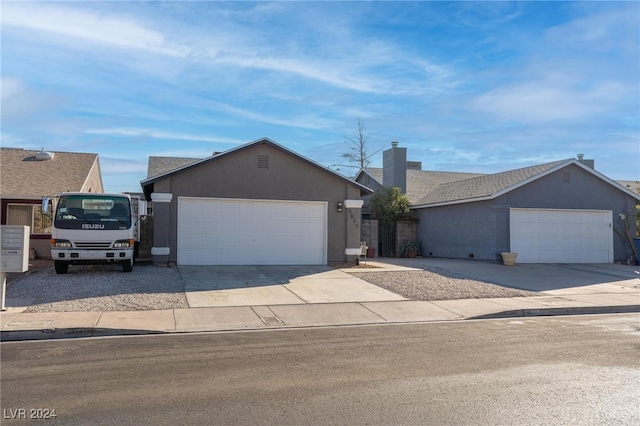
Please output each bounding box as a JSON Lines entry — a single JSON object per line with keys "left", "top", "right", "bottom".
{"left": 82, "top": 224, "right": 105, "bottom": 229}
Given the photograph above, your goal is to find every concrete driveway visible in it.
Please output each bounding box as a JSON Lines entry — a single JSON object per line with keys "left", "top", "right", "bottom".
{"left": 178, "top": 265, "right": 407, "bottom": 308}
{"left": 377, "top": 257, "right": 640, "bottom": 294}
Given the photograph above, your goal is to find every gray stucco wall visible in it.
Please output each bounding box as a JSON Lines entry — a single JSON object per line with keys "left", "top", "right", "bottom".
{"left": 149, "top": 142, "right": 363, "bottom": 265}
{"left": 415, "top": 164, "right": 639, "bottom": 262}
{"left": 355, "top": 173, "right": 382, "bottom": 217}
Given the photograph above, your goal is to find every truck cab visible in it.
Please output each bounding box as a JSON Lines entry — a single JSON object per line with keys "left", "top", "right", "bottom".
{"left": 47, "top": 193, "right": 136, "bottom": 274}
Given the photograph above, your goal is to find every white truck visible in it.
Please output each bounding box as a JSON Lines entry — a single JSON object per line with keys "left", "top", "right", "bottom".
{"left": 44, "top": 193, "right": 136, "bottom": 274}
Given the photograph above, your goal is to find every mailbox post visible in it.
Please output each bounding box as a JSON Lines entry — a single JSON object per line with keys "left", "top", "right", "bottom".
{"left": 1, "top": 225, "right": 30, "bottom": 310}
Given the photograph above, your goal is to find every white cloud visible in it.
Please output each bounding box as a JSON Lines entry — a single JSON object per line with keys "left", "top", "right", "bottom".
{"left": 546, "top": 6, "right": 638, "bottom": 49}
{"left": 2, "top": 3, "right": 452, "bottom": 96}
{"left": 0, "top": 133, "right": 24, "bottom": 146}
{"left": 99, "top": 156, "right": 148, "bottom": 174}
{"left": 470, "top": 79, "right": 628, "bottom": 123}
{"left": 451, "top": 1, "right": 524, "bottom": 29}
{"left": 1, "top": 78, "right": 24, "bottom": 101}
{"left": 1, "top": 3, "right": 186, "bottom": 57}
{"left": 84, "top": 127, "right": 243, "bottom": 145}
{"left": 208, "top": 101, "right": 335, "bottom": 130}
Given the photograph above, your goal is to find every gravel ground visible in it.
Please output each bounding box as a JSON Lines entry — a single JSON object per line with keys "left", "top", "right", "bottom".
{"left": 348, "top": 267, "right": 537, "bottom": 301}
{"left": 7, "top": 263, "right": 189, "bottom": 313}
{"left": 7, "top": 260, "right": 535, "bottom": 313}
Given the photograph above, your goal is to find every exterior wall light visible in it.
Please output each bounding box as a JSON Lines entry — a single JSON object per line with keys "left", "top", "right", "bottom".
{"left": 337, "top": 202, "right": 343, "bottom": 212}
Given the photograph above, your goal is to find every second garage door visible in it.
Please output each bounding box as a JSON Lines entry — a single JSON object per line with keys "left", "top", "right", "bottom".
{"left": 510, "top": 208, "right": 613, "bottom": 263}
{"left": 178, "top": 197, "right": 327, "bottom": 265}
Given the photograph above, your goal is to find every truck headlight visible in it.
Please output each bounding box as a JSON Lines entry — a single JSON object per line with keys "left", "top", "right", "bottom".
{"left": 114, "top": 239, "right": 134, "bottom": 248}
{"left": 51, "top": 239, "right": 72, "bottom": 248}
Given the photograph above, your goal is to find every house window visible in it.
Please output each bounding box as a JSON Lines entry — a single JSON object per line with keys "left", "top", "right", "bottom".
{"left": 6, "top": 204, "right": 52, "bottom": 234}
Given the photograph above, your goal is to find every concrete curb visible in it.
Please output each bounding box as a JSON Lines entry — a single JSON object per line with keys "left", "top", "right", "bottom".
{"left": 468, "top": 304, "right": 640, "bottom": 319}
{"left": 2, "top": 304, "right": 638, "bottom": 342}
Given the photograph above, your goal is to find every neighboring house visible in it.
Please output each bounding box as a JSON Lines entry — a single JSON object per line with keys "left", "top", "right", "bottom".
{"left": 0, "top": 148, "right": 103, "bottom": 258}
{"left": 140, "top": 138, "right": 371, "bottom": 266}
{"left": 356, "top": 145, "right": 484, "bottom": 218}
{"left": 147, "top": 155, "right": 201, "bottom": 179}
{"left": 356, "top": 143, "right": 640, "bottom": 264}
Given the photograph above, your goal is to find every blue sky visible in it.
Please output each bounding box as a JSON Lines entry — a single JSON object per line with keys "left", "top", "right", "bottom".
{"left": 2, "top": 1, "right": 638, "bottom": 193}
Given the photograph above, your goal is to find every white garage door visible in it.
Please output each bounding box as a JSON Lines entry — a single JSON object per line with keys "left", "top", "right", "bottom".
{"left": 510, "top": 208, "right": 613, "bottom": 263}
{"left": 177, "top": 197, "right": 327, "bottom": 265}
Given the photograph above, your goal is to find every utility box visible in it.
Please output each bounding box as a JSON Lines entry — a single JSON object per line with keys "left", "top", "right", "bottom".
{"left": 1, "top": 225, "right": 30, "bottom": 273}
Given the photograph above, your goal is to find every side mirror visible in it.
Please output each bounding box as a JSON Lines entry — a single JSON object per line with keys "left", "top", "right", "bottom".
{"left": 42, "top": 197, "right": 50, "bottom": 214}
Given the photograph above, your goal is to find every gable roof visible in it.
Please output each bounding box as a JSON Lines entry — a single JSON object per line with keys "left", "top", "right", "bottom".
{"left": 616, "top": 180, "right": 640, "bottom": 194}
{"left": 141, "top": 137, "right": 373, "bottom": 198}
{"left": 412, "top": 159, "right": 640, "bottom": 208}
{"left": 358, "top": 167, "right": 485, "bottom": 204}
{"left": 147, "top": 156, "right": 200, "bottom": 179}
{"left": 0, "top": 148, "right": 101, "bottom": 199}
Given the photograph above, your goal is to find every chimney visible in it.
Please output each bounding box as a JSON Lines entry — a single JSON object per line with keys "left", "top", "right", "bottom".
{"left": 577, "top": 153, "right": 595, "bottom": 169}
{"left": 407, "top": 161, "right": 422, "bottom": 170}
{"left": 383, "top": 141, "right": 407, "bottom": 193}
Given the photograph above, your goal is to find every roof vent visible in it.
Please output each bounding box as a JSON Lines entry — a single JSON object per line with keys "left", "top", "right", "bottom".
{"left": 391, "top": 141, "right": 399, "bottom": 148}
{"left": 35, "top": 149, "right": 55, "bottom": 161}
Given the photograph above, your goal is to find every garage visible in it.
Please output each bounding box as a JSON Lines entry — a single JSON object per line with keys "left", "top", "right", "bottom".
{"left": 510, "top": 208, "right": 613, "bottom": 263}
{"left": 177, "top": 197, "right": 327, "bottom": 265}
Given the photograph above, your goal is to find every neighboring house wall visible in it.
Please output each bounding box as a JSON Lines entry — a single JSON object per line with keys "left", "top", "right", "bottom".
{"left": 415, "top": 164, "right": 638, "bottom": 262}
{"left": 1, "top": 149, "right": 103, "bottom": 259}
{"left": 0, "top": 198, "right": 51, "bottom": 258}
{"left": 149, "top": 143, "right": 363, "bottom": 264}
{"left": 355, "top": 172, "right": 382, "bottom": 217}
{"left": 81, "top": 159, "right": 105, "bottom": 193}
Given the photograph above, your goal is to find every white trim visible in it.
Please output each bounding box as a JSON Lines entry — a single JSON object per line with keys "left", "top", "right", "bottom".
{"left": 151, "top": 247, "right": 170, "bottom": 256}
{"left": 151, "top": 193, "right": 173, "bottom": 203}
{"left": 344, "top": 199, "right": 364, "bottom": 209}
{"left": 411, "top": 195, "right": 495, "bottom": 209}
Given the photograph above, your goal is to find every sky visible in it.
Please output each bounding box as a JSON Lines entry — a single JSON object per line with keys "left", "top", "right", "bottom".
{"left": 2, "top": 1, "right": 639, "bottom": 193}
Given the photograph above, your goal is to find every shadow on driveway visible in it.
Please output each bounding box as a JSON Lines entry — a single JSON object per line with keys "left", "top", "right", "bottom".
{"left": 375, "top": 257, "right": 640, "bottom": 292}
{"left": 177, "top": 265, "right": 334, "bottom": 291}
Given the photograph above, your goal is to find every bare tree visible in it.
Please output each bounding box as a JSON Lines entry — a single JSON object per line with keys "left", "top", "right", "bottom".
{"left": 334, "top": 118, "right": 381, "bottom": 175}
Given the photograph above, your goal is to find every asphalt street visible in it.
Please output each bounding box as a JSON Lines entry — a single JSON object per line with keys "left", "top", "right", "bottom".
{"left": 2, "top": 314, "right": 639, "bottom": 425}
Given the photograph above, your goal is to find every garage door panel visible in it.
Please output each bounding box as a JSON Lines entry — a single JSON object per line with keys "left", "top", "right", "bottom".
{"left": 178, "top": 198, "right": 327, "bottom": 265}
{"left": 510, "top": 209, "right": 612, "bottom": 263}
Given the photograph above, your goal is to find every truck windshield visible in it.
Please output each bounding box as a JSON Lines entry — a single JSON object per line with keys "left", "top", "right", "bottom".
{"left": 54, "top": 195, "right": 132, "bottom": 230}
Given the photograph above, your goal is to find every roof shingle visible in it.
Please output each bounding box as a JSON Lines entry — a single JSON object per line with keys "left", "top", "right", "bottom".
{"left": 146, "top": 156, "right": 201, "bottom": 179}
{"left": 1, "top": 148, "right": 100, "bottom": 197}
{"left": 413, "top": 160, "right": 567, "bottom": 205}
{"left": 363, "top": 168, "right": 485, "bottom": 204}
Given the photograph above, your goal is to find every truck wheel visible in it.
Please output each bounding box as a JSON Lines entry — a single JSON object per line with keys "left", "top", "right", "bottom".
{"left": 122, "top": 258, "right": 134, "bottom": 273}
{"left": 54, "top": 261, "right": 69, "bottom": 274}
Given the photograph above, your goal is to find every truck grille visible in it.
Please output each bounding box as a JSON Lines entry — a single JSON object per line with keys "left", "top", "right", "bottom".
{"left": 74, "top": 242, "right": 112, "bottom": 249}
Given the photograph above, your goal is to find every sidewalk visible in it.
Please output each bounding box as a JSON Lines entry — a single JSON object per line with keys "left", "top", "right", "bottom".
{"left": 3, "top": 288, "right": 639, "bottom": 341}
